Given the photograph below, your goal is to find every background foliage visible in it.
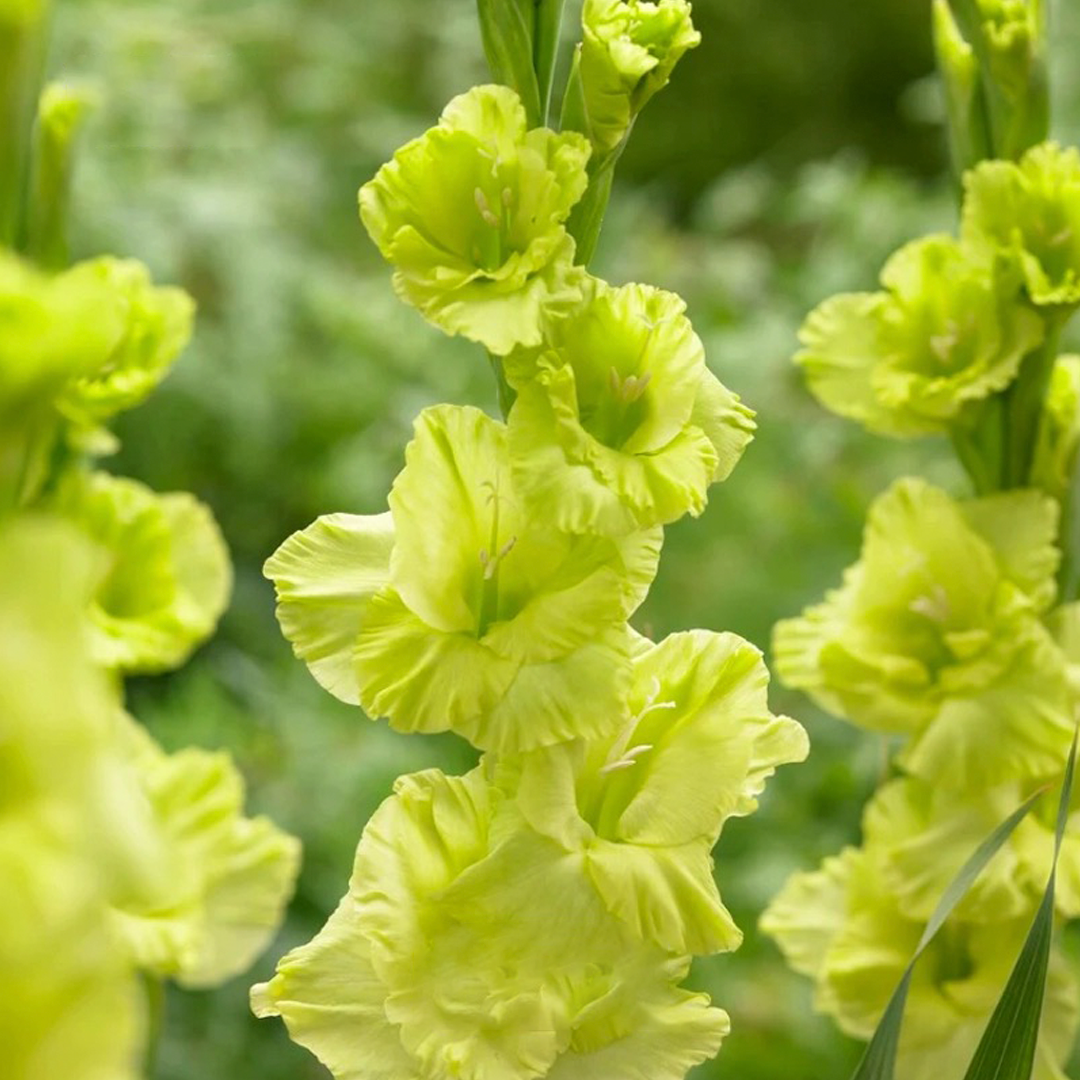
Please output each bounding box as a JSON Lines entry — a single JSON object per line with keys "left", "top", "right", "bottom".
{"left": 48, "top": 0, "right": 1080, "bottom": 1076}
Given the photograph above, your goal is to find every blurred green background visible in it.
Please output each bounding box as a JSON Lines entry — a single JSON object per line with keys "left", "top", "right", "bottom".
{"left": 47, "top": 0, "right": 1080, "bottom": 1077}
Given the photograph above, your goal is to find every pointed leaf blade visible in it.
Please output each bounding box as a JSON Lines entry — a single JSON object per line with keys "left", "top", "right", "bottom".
{"left": 960, "top": 732, "right": 1077, "bottom": 1080}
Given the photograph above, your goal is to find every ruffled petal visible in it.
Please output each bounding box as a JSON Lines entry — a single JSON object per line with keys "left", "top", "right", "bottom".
{"left": 264, "top": 511, "right": 394, "bottom": 705}
{"left": 250, "top": 897, "right": 415, "bottom": 1080}
{"left": 585, "top": 838, "right": 741, "bottom": 955}
{"left": 52, "top": 470, "right": 231, "bottom": 674}
{"left": 112, "top": 723, "right": 300, "bottom": 988}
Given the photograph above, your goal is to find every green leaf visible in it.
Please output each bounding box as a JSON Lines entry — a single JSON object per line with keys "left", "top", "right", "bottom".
{"left": 960, "top": 730, "right": 1077, "bottom": 1080}
{"left": 476, "top": 0, "right": 543, "bottom": 127}
{"left": 849, "top": 785, "right": 1045, "bottom": 1080}
{"left": 534, "top": 0, "right": 567, "bottom": 124}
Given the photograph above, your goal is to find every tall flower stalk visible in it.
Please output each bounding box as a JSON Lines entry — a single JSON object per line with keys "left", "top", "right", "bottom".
{"left": 0, "top": 4, "right": 300, "bottom": 1076}
{"left": 762, "top": 2, "right": 1080, "bottom": 1075}
{"left": 252, "top": 3, "right": 806, "bottom": 1077}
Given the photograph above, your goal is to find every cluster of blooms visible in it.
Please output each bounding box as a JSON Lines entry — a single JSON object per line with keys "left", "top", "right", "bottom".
{"left": 1, "top": 6, "right": 300, "bottom": 1074}
{"left": 760, "top": 5, "right": 1080, "bottom": 1072}
{"left": 252, "top": 4, "right": 808, "bottom": 1078}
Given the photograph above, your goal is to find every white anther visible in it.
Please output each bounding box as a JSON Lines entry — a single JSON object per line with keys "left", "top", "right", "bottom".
{"left": 909, "top": 584, "right": 950, "bottom": 623}
{"left": 599, "top": 759, "right": 638, "bottom": 774}
{"left": 599, "top": 742, "right": 655, "bottom": 775}
{"left": 929, "top": 322, "right": 958, "bottom": 363}
{"left": 474, "top": 187, "right": 500, "bottom": 228}
{"left": 609, "top": 367, "right": 653, "bottom": 405}
{"left": 480, "top": 535, "right": 517, "bottom": 580}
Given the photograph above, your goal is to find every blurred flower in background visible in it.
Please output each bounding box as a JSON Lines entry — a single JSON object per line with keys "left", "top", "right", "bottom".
{"left": 46, "top": 1, "right": 1080, "bottom": 1077}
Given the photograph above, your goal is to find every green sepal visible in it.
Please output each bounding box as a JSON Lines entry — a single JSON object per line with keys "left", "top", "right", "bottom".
{"left": 573, "top": 0, "right": 701, "bottom": 160}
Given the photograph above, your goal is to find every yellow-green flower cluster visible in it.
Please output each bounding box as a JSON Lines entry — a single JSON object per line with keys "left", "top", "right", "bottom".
{"left": 1, "top": 225, "right": 299, "bottom": 1071}
{"left": 766, "top": 476, "right": 1080, "bottom": 1075}
{"left": 765, "top": 77, "right": 1080, "bottom": 1073}
{"left": 797, "top": 141, "right": 1080, "bottom": 445}
{"left": 257, "top": 37, "right": 806, "bottom": 1079}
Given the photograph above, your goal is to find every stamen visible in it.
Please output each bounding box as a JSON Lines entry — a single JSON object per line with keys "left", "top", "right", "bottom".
{"left": 929, "top": 322, "right": 958, "bottom": 363}
{"left": 909, "top": 584, "right": 950, "bottom": 623}
{"left": 1049, "top": 226, "right": 1073, "bottom": 247}
{"left": 474, "top": 187, "right": 500, "bottom": 229}
{"left": 501, "top": 187, "right": 513, "bottom": 208}
{"left": 600, "top": 677, "right": 673, "bottom": 774}
{"left": 599, "top": 758, "right": 638, "bottom": 774}
{"left": 609, "top": 367, "right": 653, "bottom": 405}
{"left": 480, "top": 536, "right": 516, "bottom": 580}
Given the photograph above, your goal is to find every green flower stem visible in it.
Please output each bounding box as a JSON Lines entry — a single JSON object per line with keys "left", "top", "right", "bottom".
{"left": 560, "top": 48, "right": 625, "bottom": 266}
{"left": 488, "top": 352, "right": 517, "bottom": 419}
{"left": 0, "top": 2, "right": 49, "bottom": 248}
{"left": 141, "top": 974, "right": 166, "bottom": 1079}
{"left": 951, "top": 400, "right": 1005, "bottom": 496}
{"left": 1000, "top": 314, "right": 1062, "bottom": 489}
{"left": 1057, "top": 447, "right": 1080, "bottom": 601}
{"left": 932, "top": 0, "right": 993, "bottom": 187}
{"left": 567, "top": 154, "right": 618, "bottom": 267}
{"left": 25, "top": 82, "right": 95, "bottom": 270}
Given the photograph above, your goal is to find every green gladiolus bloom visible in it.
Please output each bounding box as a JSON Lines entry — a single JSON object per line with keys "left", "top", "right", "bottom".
{"left": 52, "top": 469, "right": 232, "bottom": 674}
{"left": 111, "top": 716, "right": 301, "bottom": 988}
{"left": 774, "top": 477, "right": 1074, "bottom": 787}
{"left": 266, "top": 404, "right": 661, "bottom": 753}
{"left": 862, "top": 771, "right": 1080, "bottom": 925}
{"left": 252, "top": 766, "right": 729, "bottom": 1080}
{"left": 506, "top": 279, "right": 755, "bottom": 534}
{"left": 963, "top": 142, "right": 1080, "bottom": 308}
{"left": 57, "top": 256, "right": 194, "bottom": 432}
{"left": 761, "top": 843, "right": 1079, "bottom": 1080}
{"left": 796, "top": 235, "right": 1044, "bottom": 437}
{"left": 0, "top": 249, "right": 126, "bottom": 505}
{"left": 0, "top": 517, "right": 165, "bottom": 1080}
{"left": 491, "top": 630, "right": 808, "bottom": 955}
{"left": 578, "top": 0, "right": 701, "bottom": 157}
{"left": 2, "top": 817, "right": 145, "bottom": 1080}
{"left": 862, "top": 775, "right": 1043, "bottom": 923}
{"left": 0, "top": 248, "right": 124, "bottom": 409}
{"left": 359, "top": 85, "right": 590, "bottom": 355}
